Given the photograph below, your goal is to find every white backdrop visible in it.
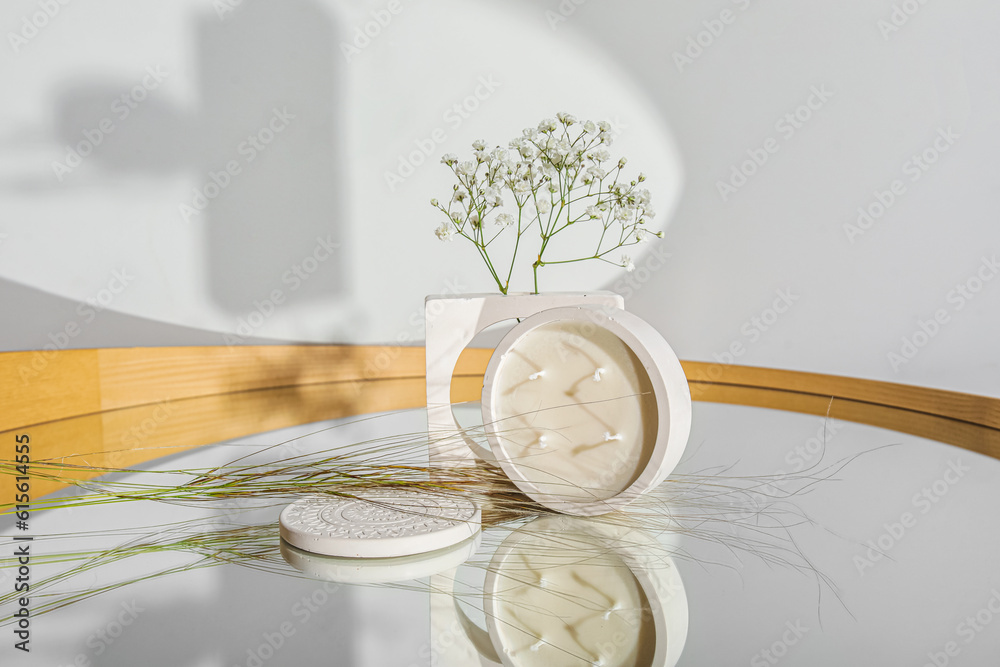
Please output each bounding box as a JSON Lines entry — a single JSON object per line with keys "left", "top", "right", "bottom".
{"left": 2, "top": 0, "right": 998, "bottom": 397}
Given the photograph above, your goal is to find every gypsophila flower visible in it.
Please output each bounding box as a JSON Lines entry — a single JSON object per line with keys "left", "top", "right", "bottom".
{"left": 435, "top": 223, "right": 454, "bottom": 241}
{"left": 483, "top": 186, "right": 503, "bottom": 207}
{"left": 432, "top": 112, "right": 664, "bottom": 294}
{"left": 588, "top": 148, "right": 610, "bottom": 163}
{"left": 538, "top": 118, "right": 557, "bottom": 133}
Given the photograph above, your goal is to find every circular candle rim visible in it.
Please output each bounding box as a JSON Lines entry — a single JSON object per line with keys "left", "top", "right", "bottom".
{"left": 481, "top": 305, "right": 692, "bottom": 516}
{"left": 481, "top": 515, "right": 688, "bottom": 667}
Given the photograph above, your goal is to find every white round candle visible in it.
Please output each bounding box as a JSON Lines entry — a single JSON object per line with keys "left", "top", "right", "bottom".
{"left": 482, "top": 306, "right": 691, "bottom": 515}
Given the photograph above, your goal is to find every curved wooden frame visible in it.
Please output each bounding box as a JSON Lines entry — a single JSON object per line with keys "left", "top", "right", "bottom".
{"left": 2, "top": 345, "right": 998, "bottom": 500}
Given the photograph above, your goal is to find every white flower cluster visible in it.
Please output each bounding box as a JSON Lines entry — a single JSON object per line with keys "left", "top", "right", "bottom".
{"left": 431, "top": 113, "right": 663, "bottom": 293}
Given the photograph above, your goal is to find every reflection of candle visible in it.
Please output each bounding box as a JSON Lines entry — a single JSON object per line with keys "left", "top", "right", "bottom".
{"left": 483, "top": 306, "right": 691, "bottom": 516}
{"left": 483, "top": 515, "right": 688, "bottom": 667}
{"left": 493, "top": 543, "right": 652, "bottom": 666}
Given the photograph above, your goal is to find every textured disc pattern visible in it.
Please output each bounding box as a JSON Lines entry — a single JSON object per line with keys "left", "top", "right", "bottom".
{"left": 279, "top": 490, "right": 480, "bottom": 558}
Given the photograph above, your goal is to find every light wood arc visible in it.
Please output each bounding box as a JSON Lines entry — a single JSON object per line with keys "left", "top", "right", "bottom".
{"left": 2, "top": 346, "right": 997, "bottom": 500}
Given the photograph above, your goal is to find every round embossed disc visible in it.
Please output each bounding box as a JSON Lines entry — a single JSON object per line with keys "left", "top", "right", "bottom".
{"left": 278, "top": 490, "right": 481, "bottom": 558}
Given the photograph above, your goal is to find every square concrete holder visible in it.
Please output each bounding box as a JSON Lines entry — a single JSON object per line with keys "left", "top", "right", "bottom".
{"left": 424, "top": 292, "right": 625, "bottom": 464}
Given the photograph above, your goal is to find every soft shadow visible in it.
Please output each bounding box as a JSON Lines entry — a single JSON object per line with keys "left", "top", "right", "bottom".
{"left": 21, "top": 0, "right": 347, "bottom": 316}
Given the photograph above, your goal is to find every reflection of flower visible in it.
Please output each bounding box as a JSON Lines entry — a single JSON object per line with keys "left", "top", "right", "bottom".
{"left": 431, "top": 113, "right": 665, "bottom": 293}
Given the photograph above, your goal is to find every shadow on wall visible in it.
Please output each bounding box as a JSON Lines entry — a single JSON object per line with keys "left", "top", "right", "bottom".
{"left": 41, "top": 0, "right": 346, "bottom": 316}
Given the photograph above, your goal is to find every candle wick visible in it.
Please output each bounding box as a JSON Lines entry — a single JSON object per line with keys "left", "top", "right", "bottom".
{"left": 592, "top": 368, "right": 605, "bottom": 382}
{"left": 528, "top": 370, "right": 546, "bottom": 381}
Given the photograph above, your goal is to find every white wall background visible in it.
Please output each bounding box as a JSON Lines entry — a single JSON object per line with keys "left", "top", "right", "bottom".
{"left": 2, "top": 0, "right": 998, "bottom": 397}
